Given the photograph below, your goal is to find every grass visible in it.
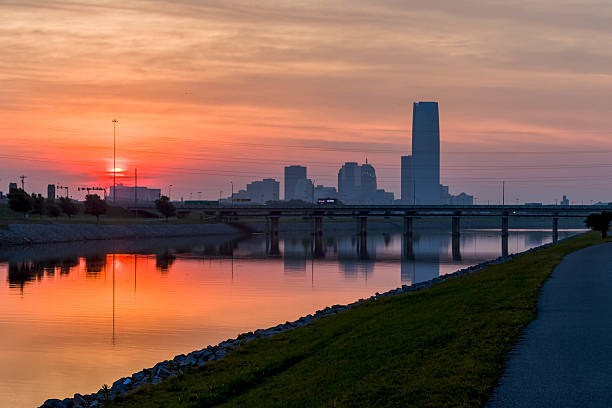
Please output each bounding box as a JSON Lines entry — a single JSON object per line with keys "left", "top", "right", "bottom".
{"left": 105, "top": 231, "right": 610, "bottom": 408}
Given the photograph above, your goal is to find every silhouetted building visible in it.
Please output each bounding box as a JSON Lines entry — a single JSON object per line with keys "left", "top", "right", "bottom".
{"left": 47, "top": 184, "right": 56, "bottom": 200}
{"left": 412, "top": 102, "right": 440, "bottom": 204}
{"left": 440, "top": 185, "right": 474, "bottom": 205}
{"left": 246, "top": 178, "right": 279, "bottom": 204}
{"left": 401, "top": 155, "right": 414, "bottom": 204}
{"left": 109, "top": 184, "right": 161, "bottom": 203}
{"left": 314, "top": 185, "right": 338, "bottom": 201}
{"left": 293, "top": 178, "right": 314, "bottom": 202}
{"left": 338, "top": 161, "right": 393, "bottom": 204}
{"left": 450, "top": 192, "right": 474, "bottom": 205}
{"left": 360, "top": 160, "right": 377, "bottom": 194}
{"left": 284, "top": 166, "right": 307, "bottom": 201}
{"left": 560, "top": 195, "right": 570, "bottom": 206}
{"left": 338, "top": 162, "right": 360, "bottom": 202}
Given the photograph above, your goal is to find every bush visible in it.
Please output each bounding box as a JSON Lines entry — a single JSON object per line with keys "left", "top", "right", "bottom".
{"left": 84, "top": 194, "right": 107, "bottom": 223}
{"left": 585, "top": 211, "right": 612, "bottom": 238}
{"left": 58, "top": 197, "right": 79, "bottom": 218}
{"left": 8, "top": 189, "right": 32, "bottom": 218}
{"left": 155, "top": 195, "right": 176, "bottom": 220}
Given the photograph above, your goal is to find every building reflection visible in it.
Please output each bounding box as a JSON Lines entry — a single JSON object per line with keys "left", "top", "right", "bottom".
{"left": 400, "top": 232, "right": 442, "bottom": 285}
{"left": 283, "top": 238, "right": 309, "bottom": 275}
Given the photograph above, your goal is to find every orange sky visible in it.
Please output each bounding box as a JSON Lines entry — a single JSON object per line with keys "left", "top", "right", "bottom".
{"left": 2, "top": 1, "right": 612, "bottom": 203}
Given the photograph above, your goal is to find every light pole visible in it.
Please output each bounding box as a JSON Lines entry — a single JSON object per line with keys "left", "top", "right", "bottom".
{"left": 231, "top": 181, "right": 234, "bottom": 207}
{"left": 112, "top": 119, "right": 118, "bottom": 203}
{"left": 168, "top": 184, "right": 173, "bottom": 201}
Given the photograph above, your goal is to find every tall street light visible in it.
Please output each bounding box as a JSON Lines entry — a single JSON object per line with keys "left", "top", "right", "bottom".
{"left": 112, "top": 118, "right": 118, "bottom": 203}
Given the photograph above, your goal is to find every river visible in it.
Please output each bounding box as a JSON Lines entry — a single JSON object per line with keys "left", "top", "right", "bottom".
{"left": 0, "top": 228, "right": 581, "bottom": 407}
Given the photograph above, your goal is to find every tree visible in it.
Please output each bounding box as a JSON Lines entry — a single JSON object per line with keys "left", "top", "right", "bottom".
{"left": 84, "top": 194, "right": 107, "bottom": 223}
{"left": 58, "top": 197, "right": 79, "bottom": 218}
{"left": 46, "top": 200, "right": 61, "bottom": 218}
{"left": 8, "top": 188, "right": 32, "bottom": 218}
{"left": 585, "top": 211, "right": 612, "bottom": 238}
{"left": 155, "top": 195, "right": 176, "bottom": 220}
{"left": 31, "top": 194, "right": 46, "bottom": 216}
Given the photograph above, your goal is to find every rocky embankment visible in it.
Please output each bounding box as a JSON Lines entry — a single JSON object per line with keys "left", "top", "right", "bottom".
{"left": 0, "top": 223, "right": 242, "bottom": 246}
{"left": 38, "top": 235, "right": 577, "bottom": 408}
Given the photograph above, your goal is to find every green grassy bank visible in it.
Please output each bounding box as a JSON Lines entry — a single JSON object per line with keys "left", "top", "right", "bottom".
{"left": 105, "top": 232, "right": 609, "bottom": 408}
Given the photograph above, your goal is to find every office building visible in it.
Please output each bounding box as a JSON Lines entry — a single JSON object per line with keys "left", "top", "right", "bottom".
{"left": 412, "top": 101, "right": 440, "bottom": 204}
{"left": 401, "top": 155, "right": 414, "bottom": 203}
{"left": 47, "top": 184, "right": 56, "bottom": 200}
{"left": 246, "top": 178, "right": 279, "bottom": 204}
{"left": 314, "top": 185, "right": 338, "bottom": 201}
{"left": 284, "top": 165, "right": 307, "bottom": 201}
{"left": 109, "top": 184, "right": 161, "bottom": 203}
{"left": 293, "top": 178, "right": 314, "bottom": 202}
{"left": 338, "top": 161, "right": 393, "bottom": 204}
{"left": 338, "top": 162, "right": 360, "bottom": 201}
{"left": 360, "top": 160, "right": 377, "bottom": 194}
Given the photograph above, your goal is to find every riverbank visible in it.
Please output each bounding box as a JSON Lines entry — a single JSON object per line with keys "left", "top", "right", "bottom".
{"left": 40, "top": 231, "right": 609, "bottom": 407}
{"left": 0, "top": 223, "right": 243, "bottom": 246}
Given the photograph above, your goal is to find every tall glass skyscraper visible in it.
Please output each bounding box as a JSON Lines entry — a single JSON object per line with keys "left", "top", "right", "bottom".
{"left": 411, "top": 101, "right": 440, "bottom": 204}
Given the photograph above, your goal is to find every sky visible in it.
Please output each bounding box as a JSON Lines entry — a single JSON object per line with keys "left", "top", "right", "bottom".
{"left": 2, "top": 0, "right": 612, "bottom": 204}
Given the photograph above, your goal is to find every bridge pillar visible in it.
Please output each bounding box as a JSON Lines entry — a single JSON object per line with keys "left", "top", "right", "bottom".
{"left": 358, "top": 216, "right": 367, "bottom": 237}
{"left": 452, "top": 234, "right": 461, "bottom": 261}
{"left": 358, "top": 235, "right": 368, "bottom": 260}
{"left": 552, "top": 212, "right": 559, "bottom": 243}
{"left": 268, "top": 216, "right": 280, "bottom": 256}
{"left": 403, "top": 216, "right": 414, "bottom": 238}
{"left": 314, "top": 216, "right": 323, "bottom": 237}
{"left": 403, "top": 232, "right": 414, "bottom": 259}
{"left": 502, "top": 234, "right": 509, "bottom": 257}
{"left": 501, "top": 211, "right": 509, "bottom": 237}
{"left": 452, "top": 211, "right": 461, "bottom": 237}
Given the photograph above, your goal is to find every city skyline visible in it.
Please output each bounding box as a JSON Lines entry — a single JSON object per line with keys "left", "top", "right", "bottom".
{"left": 3, "top": 1, "right": 612, "bottom": 204}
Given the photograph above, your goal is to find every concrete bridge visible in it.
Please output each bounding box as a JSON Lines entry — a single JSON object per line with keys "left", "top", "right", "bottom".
{"left": 126, "top": 204, "right": 604, "bottom": 258}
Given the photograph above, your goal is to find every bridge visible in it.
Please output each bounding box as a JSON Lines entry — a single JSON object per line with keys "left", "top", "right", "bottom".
{"left": 126, "top": 204, "right": 604, "bottom": 258}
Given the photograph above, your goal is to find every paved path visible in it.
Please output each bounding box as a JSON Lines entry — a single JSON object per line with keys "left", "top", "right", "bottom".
{"left": 489, "top": 242, "right": 612, "bottom": 407}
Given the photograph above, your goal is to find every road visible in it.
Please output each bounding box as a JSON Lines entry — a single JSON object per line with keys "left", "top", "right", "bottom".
{"left": 489, "top": 242, "right": 612, "bottom": 407}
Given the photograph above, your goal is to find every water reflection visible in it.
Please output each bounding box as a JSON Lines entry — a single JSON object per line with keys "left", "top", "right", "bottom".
{"left": 0, "top": 229, "right": 583, "bottom": 408}
{"left": 8, "top": 257, "right": 79, "bottom": 290}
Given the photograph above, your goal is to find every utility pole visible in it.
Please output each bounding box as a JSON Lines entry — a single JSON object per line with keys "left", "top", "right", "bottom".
{"left": 502, "top": 181, "right": 505, "bottom": 206}
{"left": 112, "top": 118, "right": 118, "bottom": 203}
{"left": 168, "top": 184, "right": 173, "bottom": 201}
{"left": 231, "top": 181, "right": 234, "bottom": 207}
{"left": 19, "top": 175, "right": 27, "bottom": 191}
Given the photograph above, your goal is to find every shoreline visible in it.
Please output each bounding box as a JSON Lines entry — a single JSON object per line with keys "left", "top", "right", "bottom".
{"left": 38, "top": 233, "right": 581, "bottom": 408}
{"left": 0, "top": 223, "right": 245, "bottom": 246}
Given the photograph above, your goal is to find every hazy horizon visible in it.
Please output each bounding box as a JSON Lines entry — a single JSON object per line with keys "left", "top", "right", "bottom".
{"left": 2, "top": 0, "right": 612, "bottom": 204}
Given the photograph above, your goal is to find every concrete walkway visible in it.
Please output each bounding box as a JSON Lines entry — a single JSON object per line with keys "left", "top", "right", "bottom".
{"left": 489, "top": 242, "right": 612, "bottom": 407}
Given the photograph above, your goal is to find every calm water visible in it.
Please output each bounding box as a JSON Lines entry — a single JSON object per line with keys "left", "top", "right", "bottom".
{"left": 0, "top": 229, "right": 580, "bottom": 407}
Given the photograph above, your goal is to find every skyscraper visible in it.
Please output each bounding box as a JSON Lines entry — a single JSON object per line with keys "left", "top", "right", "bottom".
{"left": 338, "top": 162, "right": 360, "bottom": 202}
{"left": 360, "top": 160, "right": 377, "bottom": 194}
{"left": 284, "top": 165, "right": 307, "bottom": 201}
{"left": 412, "top": 102, "right": 440, "bottom": 204}
{"left": 401, "top": 155, "right": 414, "bottom": 204}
